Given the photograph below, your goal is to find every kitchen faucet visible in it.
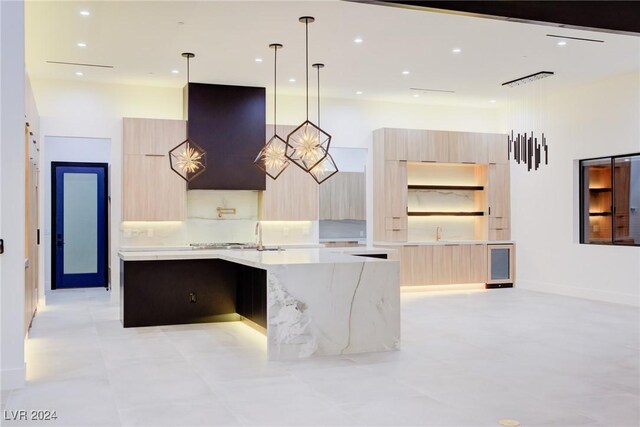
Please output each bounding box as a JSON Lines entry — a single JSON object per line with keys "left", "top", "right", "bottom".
{"left": 436, "top": 226, "right": 443, "bottom": 241}
{"left": 255, "top": 221, "right": 264, "bottom": 251}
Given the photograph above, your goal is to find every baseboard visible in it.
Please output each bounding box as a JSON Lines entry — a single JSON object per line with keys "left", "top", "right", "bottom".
{"left": 1, "top": 365, "right": 25, "bottom": 390}
{"left": 517, "top": 279, "right": 640, "bottom": 307}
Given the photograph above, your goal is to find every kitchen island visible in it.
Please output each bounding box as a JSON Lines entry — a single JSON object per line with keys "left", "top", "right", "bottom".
{"left": 119, "top": 247, "right": 400, "bottom": 361}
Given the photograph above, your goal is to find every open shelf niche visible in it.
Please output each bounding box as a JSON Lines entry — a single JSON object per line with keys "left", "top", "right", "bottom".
{"left": 586, "top": 163, "right": 613, "bottom": 241}
{"left": 406, "top": 162, "right": 487, "bottom": 241}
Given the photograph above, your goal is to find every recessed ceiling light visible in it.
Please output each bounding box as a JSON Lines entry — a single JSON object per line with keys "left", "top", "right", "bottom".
{"left": 79, "top": 10, "right": 90, "bottom": 16}
{"left": 354, "top": 37, "right": 363, "bottom": 44}
{"left": 452, "top": 48, "right": 462, "bottom": 53}
{"left": 75, "top": 71, "right": 83, "bottom": 76}
{"left": 557, "top": 40, "right": 567, "bottom": 46}
{"left": 255, "top": 58, "right": 263, "bottom": 63}
{"left": 77, "top": 42, "right": 87, "bottom": 47}
{"left": 489, "top": 99, "right": 496, "bottom": 103}
{"left": 402, "top": 70, "right": 410, "bottom": 75}
{"left": 413, "top": 94, "right": 420, "bottom": 98}
{"left": 171, "top": 69, "right": 179, "bottom": 74}
{"left": 356, "top": 91, "right": 363, "bottom": 95}
{"left": 288, "top": 78, "right": 296, "bottom": 83}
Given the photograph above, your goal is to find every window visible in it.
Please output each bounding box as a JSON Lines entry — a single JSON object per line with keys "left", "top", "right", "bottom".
{"left": 580, "top": 153, "right": 640, "bottom": 246}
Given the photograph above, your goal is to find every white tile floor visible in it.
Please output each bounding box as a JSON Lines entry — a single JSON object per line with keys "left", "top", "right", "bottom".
{"left": 2, "top": 288, "right": 639, "bottom": 427}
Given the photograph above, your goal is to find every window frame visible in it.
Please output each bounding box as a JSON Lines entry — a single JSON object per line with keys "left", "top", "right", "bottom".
{"left": 579, "top": 152, "right": 640, "bottom": 247}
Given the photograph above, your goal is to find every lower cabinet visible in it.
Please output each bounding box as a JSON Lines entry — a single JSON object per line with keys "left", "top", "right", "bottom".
{"left": 433, "top": 244, "right": 487, "bottom": 285}
{"left": 120, "top": 259, "right": 267, "bottom": 328}
{"left": 236, "top": 264, "right": 267, "bottom": 329}
{"left": 385, "top": 243, "right": 489, "bottom": 286}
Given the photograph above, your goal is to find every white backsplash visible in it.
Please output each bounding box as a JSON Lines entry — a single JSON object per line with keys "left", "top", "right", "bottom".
{"left": 121, "top": 190, "right": 318, "bottom": 247}
{"left": 261, "top": 221, "right": 319, "bottom": 246}
{"left": 407, "top": 217, "right": 479, "bottom": 241}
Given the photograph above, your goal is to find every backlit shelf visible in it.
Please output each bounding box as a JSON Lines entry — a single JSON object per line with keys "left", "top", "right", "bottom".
{"left": 408, "top": 185, "right": 484, "bottom": 191}
{"left": 407, "top": 211, "right": 484, "bottom": 217}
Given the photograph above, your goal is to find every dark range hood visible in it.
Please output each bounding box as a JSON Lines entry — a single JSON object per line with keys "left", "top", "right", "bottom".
{"left": 184, "top": 82, "right": 266, "bottom": 190}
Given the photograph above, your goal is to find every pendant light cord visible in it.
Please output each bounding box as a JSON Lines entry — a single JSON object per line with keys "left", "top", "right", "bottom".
{"left": 305, "top": 20, "right": 309, "bottom": 121}
{"left": 274, "top": 45, "right": 278, "bottom": 134}
{"left": 317, "top": 65, "right": 320, "bottom": 126}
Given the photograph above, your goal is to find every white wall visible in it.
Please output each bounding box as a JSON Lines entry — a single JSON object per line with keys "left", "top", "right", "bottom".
{"left": 1, "top": 0, "right": 26, "bottom": 390}
{"left": 507, "top": 71, "right": 640, "bottom": 306}
{"left": 32, "top": 78, "right": 183, "bottom": 301}
{"left": 43, "top": 136, "right": 111, "bottom": 294}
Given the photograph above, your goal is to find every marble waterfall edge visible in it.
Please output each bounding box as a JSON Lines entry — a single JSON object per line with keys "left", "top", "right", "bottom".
{"left": 266, "top": 261, "right": 400, "bottom": 361}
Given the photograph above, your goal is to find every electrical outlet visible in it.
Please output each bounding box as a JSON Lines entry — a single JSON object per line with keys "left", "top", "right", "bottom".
{"left": 147, "top": 228, "right": 154, "bottom": 237}
{"left": 284, "top": 227, "right": 289, "bottom": 236}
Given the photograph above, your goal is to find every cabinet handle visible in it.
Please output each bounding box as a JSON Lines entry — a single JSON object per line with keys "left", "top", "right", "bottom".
{"left": 488, "top": 207, "right": 491, "bottom": 215}
{"left": 145, "top": 154, "right": 166, "bottom": 157}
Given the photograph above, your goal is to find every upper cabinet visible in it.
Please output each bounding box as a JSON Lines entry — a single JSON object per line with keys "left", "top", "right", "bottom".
{"left": 381, "top": 128, "right": 448, "bottom": 162}
{"left": 185, "top": 83, "right": 266, "bottom": 191}
{"left": 407, "top": 129, "right": 449, "bottom": 162}
{"left": 448, "top": 131, "right": 487, "bottom": 164}
{"left": 485, "top": 133, "right": 509, "bottom": 164}
{"left": 259, "top": 125, "right": 318, "bottom": 221}
{"left": 319, "top": 172, "right": 366, "bottom": 220}
{"left": 122, "top": 118, "right": 187, "bottom": 221}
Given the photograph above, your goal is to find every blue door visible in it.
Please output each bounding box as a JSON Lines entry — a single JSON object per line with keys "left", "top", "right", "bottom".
{"left": 52, "top": 162, "right": 108, "bottom": 289}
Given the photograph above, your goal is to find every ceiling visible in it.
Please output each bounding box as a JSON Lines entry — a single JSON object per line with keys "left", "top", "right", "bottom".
{"left": 25, "top": 1, "right": 640, "bottom": 108}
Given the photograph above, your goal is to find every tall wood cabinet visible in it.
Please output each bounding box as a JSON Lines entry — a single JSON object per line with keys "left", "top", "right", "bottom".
{"left": 258, "top": 125, "right": 318, "bottom": 221}
{"left": 122, "top": 118, "right": 187, "bottom": 221}
{"left": 487, "top": 163, "right": 511, "bottom": 240}
{"left": 373, "top": 130, "right": 408, "bottom": 241}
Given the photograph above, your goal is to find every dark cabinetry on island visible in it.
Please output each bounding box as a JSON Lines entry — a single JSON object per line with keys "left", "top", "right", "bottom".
{"left": 120, "top": 259, "right": 267, "bottom": 328}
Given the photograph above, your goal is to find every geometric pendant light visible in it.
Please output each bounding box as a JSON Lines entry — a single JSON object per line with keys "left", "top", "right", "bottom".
{"left": 169, "top": 52, "right": 207, "bottom": 182}
{"left": 309, "top": 63, "right": 338, "bottom": 184}
{"left": 254, "top": 43, "right": 290, "bottom": 180}
{"left": 285, "top": 16, "right": 332, "bottom": 173}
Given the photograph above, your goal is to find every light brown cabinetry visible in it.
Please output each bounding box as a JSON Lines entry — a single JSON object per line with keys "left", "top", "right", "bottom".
{"left": 486, "top": 133, "right": 508, "bottom": 164}
{"left": 319, "top": 172, "right": 365, "bottom": 220}
{"left": 487, "top": 163, "right": 510, "bottom": 239}
{"left": 448, "top": 131, "right": 487, "bottom": 164}
{"left": 122, "top": 118, "right": 187, "bottom": 221}
{"left": 259, "top": 125, "right": 318, "bottom": 221}
{"left": 385, "top": 243, "right": 488, "bottom": 286}
{"left": 373, "top": 127, "right": 509, "bottom": 243}
{"left": 373, "top": 129, "right": 408, "bottom": 241}
{"left": 406, "top": 130, "right": 449, "bottom": 162}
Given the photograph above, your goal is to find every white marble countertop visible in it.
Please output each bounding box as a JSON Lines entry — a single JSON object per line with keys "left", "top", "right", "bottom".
{"left": 373, "top": 240, "right": 515, "bottom": 246}
{"left": 118, "top": 246, "right": 395, "bottom": 269}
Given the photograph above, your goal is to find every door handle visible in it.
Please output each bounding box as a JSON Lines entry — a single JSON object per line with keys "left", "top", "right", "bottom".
{"left": 56, "top": 234, "right": 63, "bottom": 248}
